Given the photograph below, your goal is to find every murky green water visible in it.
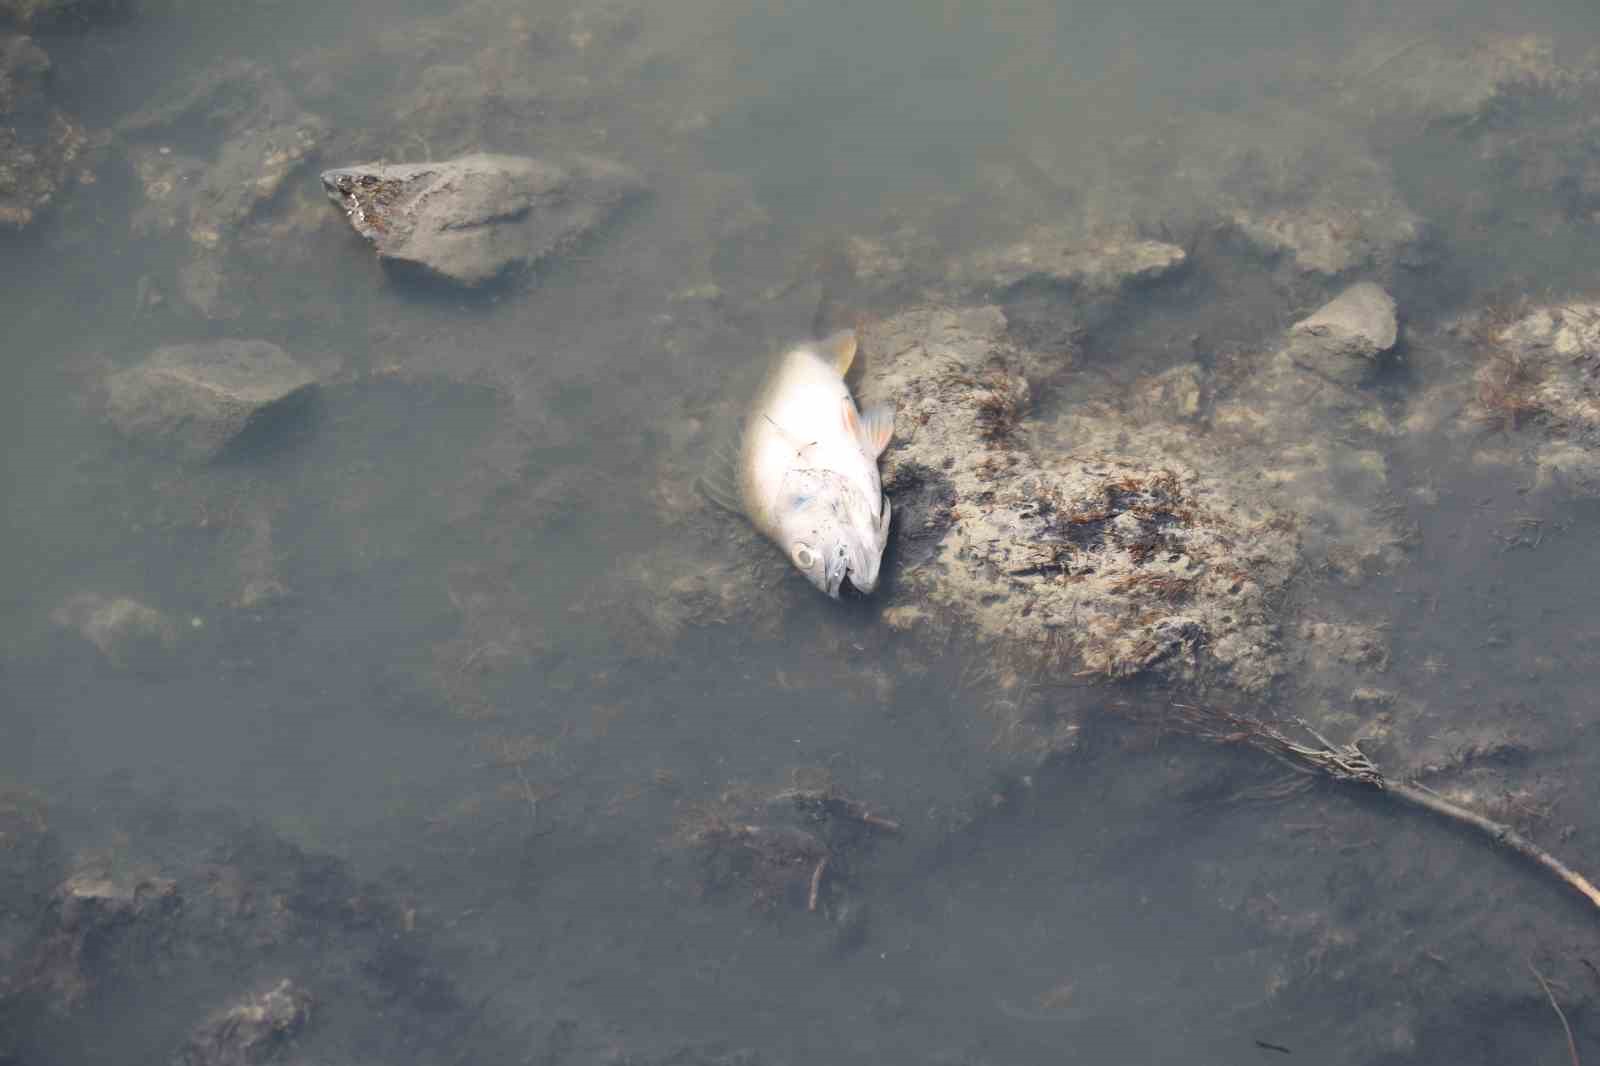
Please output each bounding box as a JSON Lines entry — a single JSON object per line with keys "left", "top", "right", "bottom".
{"left": 5, "top": 0, "right": 1600, "bottom": 1063}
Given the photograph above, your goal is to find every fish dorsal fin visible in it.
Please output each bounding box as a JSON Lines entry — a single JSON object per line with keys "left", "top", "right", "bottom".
{"left": 818, "top": 329, "right": 858, "bottom": 375}
{"left": 698, "top": 414, "right": 747, "bottom": 515}
{"left": 844, "top": 400, "right": 895, "bottom": 457}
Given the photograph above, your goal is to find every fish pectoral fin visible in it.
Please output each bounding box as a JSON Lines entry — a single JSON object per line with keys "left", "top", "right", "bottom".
{"left": 696, "top": 470, "right": 743, "bottom": 515}
{"left": 699, "top": 419, "right": 747, "bottom": 516}
{"left": 844, "top": 399, "right": 895, "bottom": 457}
{"left": 857, "top": 402, "right": 895, "bottom": 457}
{"left": 819, "top": 328, "right": 858, "bottom": 374}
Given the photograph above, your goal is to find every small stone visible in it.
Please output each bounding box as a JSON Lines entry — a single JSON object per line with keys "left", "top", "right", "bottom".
{"left": 105, "top": 339, "right": 316, "bottom": 461}
{"left": 1289, "top": 282, "right": 1399, "bottom": 385}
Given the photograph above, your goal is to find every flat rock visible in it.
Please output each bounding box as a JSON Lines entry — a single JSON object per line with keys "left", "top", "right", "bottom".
{"left": 105, "top": 339, "right": 316, "bottom": 461}
{"left": 321, "top": 152, "right": 644, "bottom": 288}
{"left": 949, "top": 227, "right": 1186, "bottom": 292}
{"left": 1289, "top": 281, "right": 1399, "bottom": 385}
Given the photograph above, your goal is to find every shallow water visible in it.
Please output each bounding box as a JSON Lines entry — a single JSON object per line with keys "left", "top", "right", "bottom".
{"left": 6, "top": 0, "right": 1600, "bottom": 1063}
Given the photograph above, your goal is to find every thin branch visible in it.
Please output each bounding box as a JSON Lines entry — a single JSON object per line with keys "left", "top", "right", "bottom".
{"left": 1529, "top": 960, "right": 1582, "bottom": 1066}
{"left": 807, "top": 857, "right": 828, "bottom": 913}
{"left": 1144, "top": 703, "right": 1600, "bottom": 917}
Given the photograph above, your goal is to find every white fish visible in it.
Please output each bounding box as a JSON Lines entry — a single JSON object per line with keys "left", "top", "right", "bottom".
{"left": 703, "top": 329, "right": 895, "bottom": 599}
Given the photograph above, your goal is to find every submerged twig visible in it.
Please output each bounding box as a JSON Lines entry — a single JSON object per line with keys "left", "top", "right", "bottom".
{"left": 1529, "top": 961, "right": 1583, "bottom": 1066}
{"left": 1153, "top": 703, "right": 1600, "bottom": 917}
{"left": 807, "top": 857, "right": 828, "bottom": 913}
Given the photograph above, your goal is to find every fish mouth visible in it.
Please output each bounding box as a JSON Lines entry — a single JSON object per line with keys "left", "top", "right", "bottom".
{"left": 823, "top": 551, "right": 851, "bottom": 599}
{"left": 838, "top": 576, "right": 873, "bottom": 599}
{"left": 832, "top": 550, "right": 881, "bottom": 599}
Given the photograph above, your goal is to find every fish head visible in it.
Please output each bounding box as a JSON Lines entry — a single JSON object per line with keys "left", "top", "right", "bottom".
{"left": 774, "top": 470, "right": 892, "bottom": 599}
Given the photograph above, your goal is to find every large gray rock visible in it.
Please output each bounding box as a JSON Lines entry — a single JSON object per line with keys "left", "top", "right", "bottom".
{"left": 321, "top": 152, "right": 644, "bottom": 288}
{"left": 1288, "top": 281, "right": 1399, "bottom": 385}
{"left": 105, "top": 339, "right": 316, "bottom": 461}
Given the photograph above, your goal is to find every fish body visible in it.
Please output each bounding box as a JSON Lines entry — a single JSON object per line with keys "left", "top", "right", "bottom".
{"left": 705, "top": 330, "right": 894, "bottom": 598}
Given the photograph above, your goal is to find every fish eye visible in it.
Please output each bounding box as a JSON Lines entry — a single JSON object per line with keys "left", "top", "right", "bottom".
{"left": 793, "top": 543, "right": 815, "bottom": 568}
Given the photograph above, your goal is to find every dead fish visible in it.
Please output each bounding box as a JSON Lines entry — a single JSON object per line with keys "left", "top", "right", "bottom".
{"left": 702, "top": 329, "right": 895, "bottom": 598}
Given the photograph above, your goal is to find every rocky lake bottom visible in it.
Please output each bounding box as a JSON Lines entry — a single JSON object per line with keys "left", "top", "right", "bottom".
{"left": 6, "top": 1, "right": 1600, "bottom": 1063}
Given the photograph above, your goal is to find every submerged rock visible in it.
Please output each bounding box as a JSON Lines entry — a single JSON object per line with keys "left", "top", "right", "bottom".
{"left": 1212, "top": 282, "right": 1408, "bottom": 583}
{"left": 1335, "top": 31, "right": 1570, "bottom": 127}
{"left": 1154, "top": 108, "right": 1426, "bottom": 280}
{"left": 0, "top": 34, "right": 47, "bottom": 114}
{"left": 105, "top": 339, "right": 316, "bottom": 462}
{"left": 1288, "top": 280, "right": 1399, "bottom": 386}
{"left": 179, "top": 979, "right": 311, "bottom": 1066}
{"left": 1459, "top": 302, "right": 1600, "bottom": 490}
{"left": 0, "top": 0, "right": 131, "bottom": 29}
{"left": 50, "top": 593, "right": 179, "bottom": 671}
{"left": 0, "top": 786, "right": 56, "bottom": 1037}
{"left": 948, "top": 226, "right": 1187, "bottom": 293}
{"left": 623, "top": 288, "right": 1415, "bottom": 755}
{"left": 1327, "top": 33, "right": 1598, "bottom": 244}
{"left": 856, "top": 305, "right": 1299, "bottom": 710}
{"left": 32, "top": 867, "right": 181, "bottom": 1008}
{"left": 1, "top": 802, "right": 500, "bottom": 1063}
{"left": 1228, "top": 199, "right": 1420, "bottom": 278}
{"left": 119, "top": 60, "right": 325, "bottom": 317}
{"left": 183, "top": 116, "right": 324, "bottom": 252}
{"left": 321, "top": 152, "right": 644, "bottom": 288}
{"left": 0, "top": 33, "right": 96, "bottom": 228}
